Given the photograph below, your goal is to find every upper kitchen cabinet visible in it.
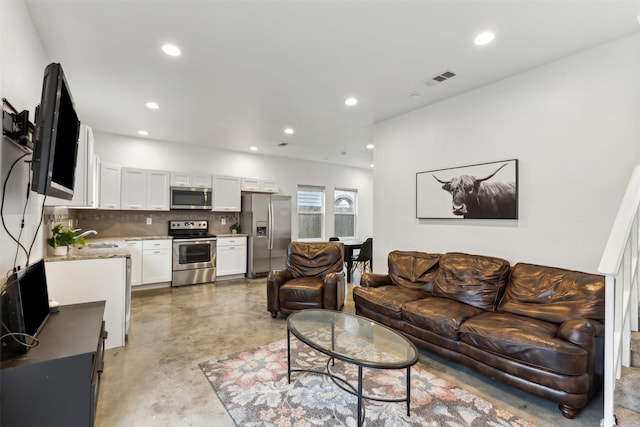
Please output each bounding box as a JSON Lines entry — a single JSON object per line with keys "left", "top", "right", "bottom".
{"left": 98, "top": 161, "right": 121, "bottom": 209}
{"left": 212, "top": 176, "right": 241, "bottom": 212}
{"left": 45, "top": 124, "right": 97, "bottom": 207}
{"left": 147, "top": 170, "right": 170, "bottom": 210}
{"left": 170, "top": 171, "right": 191, "bottom": 187}
{"left": 241, "top": 178, "right": 278, "bottom": 193}
{"left": 121, "top": 168, "right": 146, "bottom": 210}
{"left": 192, "top": 174, "right": 212, "bottom": 188}
{"left": 171, "top": 172, "right": 212, "bottom": 188}
{"left": 121, "top": 168, "right": 170, "bottom": 211}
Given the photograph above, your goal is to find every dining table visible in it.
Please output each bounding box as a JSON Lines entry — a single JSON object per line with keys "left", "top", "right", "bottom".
{"left": 339, "top": 239, "right": 369, "bottom": 283}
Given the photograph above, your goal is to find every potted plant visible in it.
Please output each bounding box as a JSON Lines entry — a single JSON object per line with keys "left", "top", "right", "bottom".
{"left": 230, "top": 223, "right": 241, "bottom": 234}
{"left": 48, "top": 224, "right": 86, "bottom": 256}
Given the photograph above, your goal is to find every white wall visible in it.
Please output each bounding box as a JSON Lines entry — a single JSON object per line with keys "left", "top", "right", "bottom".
{"left": 0, "top": 1, "right": 49, "bottom": 278}
{"left": 373, "top": 33, "right": 640, "bottom": 274}
{"left": 92, "top": 132, "right": 374, "bottom": 240}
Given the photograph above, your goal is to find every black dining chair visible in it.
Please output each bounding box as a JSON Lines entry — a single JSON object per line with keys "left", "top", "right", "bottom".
{"left": 350, "top": 237, "right": 372, "bottom": 279}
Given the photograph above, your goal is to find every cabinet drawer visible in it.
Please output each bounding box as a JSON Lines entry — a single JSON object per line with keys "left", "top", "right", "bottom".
{"left": 217, "top": 237, "right": 247, "bottom": 247}
{"left": 142, "top": 239, "right": 172, "bottom": 250}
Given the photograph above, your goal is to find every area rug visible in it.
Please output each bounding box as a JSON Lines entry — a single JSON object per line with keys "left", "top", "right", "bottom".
{"left": 199, "top": 338, "right": 537, "bottom": 426}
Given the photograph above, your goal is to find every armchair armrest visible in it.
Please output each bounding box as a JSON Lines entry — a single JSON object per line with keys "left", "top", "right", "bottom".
{"left": 323, "top": 271, "right": 346, "bottom": 310}
{"left": 267, "top": 269, "right": 294, "bottom": 314}
{"left": 556, "top": 318, "right": 605, "bottom": 350}
{"left": 360, "top": 272, "right": 393, "bottom": 288}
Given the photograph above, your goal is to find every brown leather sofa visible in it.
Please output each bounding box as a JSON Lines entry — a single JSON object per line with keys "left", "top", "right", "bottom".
{"left": 267, "top": 242, "right": 346, "bottom": 318}
{"left": 353, "top": 250, "right": 605, "bottom": 419}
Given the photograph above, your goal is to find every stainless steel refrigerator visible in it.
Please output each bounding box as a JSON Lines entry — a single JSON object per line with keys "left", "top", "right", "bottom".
{"left": 241, "top": 194, "right": 292, "bottom": 278}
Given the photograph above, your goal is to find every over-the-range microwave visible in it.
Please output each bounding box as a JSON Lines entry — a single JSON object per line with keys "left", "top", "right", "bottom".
{"left": 170, "top": 187, "right": 212, "bottom": 210}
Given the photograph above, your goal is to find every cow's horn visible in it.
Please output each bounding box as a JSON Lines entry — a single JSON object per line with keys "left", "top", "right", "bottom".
{"left": 476, "top": 163, "right": 508, "bottom": 183}
{"left": 432, "top": 174, "right": 450, "bottom": 185}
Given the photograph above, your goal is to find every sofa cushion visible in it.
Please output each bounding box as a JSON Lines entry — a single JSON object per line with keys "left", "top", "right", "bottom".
{"left": 353, "top": 285, "right": 430, "bottom": 321}
{"left": 403, "top": 297, "right": 483, "bottom": 340}
{"left": 459, "top": 312, "right": 588, "bottom": 376}
{"left": 432, "top": 252, "right": 511, "bottom": 311}
{"left": 280, "top": 277, "right": 323, "bottom": 308}
{"left": 498, "top": 263, "right": 605, "bottom": 323}
{"left": 388, "top": 251, "right": 441, "bottom": 292}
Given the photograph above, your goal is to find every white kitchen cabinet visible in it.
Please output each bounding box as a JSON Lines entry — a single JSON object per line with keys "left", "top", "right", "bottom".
{"left": 126, "top": 240, "right": 143, "bottom": 286}
{"left": 171, "top": 172, "right": 211, "bottom": 189}
{"left": 170, "top": 172, "right": 192, "bottom": 187}
{"left": 98, "top": 161, "right": 121, "bottom": 209}
{"left": 142, "top": 239, "right": 172, "bottom": 284}
{"left": 192, "top": 174, "right": 212, "bottom": 188}
{"left": 217, "top": 236, "right": 247, "bottom": 277}
{"left": 147, "top": 170, "right": 170, "bottom": 210}
{"left": 212, "top": 176, "right": 241, "bottom": 212}
{"left": 45, "top": 257, "right": 127, "bottom": 349}
{"left": 121, "top": 168, "right": 169, "bottom": 211}
{"left": 241, "top": 178, "right": 278, "bottom": 193}
{"left": 46, "top": 124, "right": 97, "bottom": 207}
{"left": 121, "top": 168, "right": 147, "bottom": 210}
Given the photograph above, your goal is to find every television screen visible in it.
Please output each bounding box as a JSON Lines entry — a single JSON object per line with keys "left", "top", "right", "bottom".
{"left": 31, "top": 63, "right": 80, "bottom": 200}
{"left": 0, "top": 260, "right": 50, "bottom": 354}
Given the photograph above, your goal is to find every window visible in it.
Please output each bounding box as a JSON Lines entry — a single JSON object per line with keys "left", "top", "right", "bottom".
{"left": 334, "top": 189, "right": 357, "bottom": 238}
{"left": 297, "top": 185, "right": 324, "bottom": 240}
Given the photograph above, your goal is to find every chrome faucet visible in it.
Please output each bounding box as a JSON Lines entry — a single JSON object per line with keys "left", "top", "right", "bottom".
{"left": 75, "top": 229, "right": 98, "bottom": 239}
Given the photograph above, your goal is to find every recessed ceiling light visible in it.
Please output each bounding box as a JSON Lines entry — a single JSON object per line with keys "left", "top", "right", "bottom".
{"left": 138, "top": 130, "right": 149, "bottom": 136}
{"left": 370, "top": 164, "right": 374, "bottom": 168}
{"left": 145, "top": 102, "right": 160, "bottom": 110}
{"left": 344, "top": 97, "right": 358, "bottom": 106}
{"left": 250, "top": 146, "right": 258, "bottom": 151}
{"left": 284, "top": 128, "right": 294, "bottom": 135}
{"left": 162, "top": 44, "right": 181, "bottom": 57}
{"left": 366, "top": 144, "right": 374, "bottom": 149}
{"left": 409, "top": 92, "right": 421, "bottom": 100}
{"left": 474, "top": 31, "right": 495, "bottom": 46}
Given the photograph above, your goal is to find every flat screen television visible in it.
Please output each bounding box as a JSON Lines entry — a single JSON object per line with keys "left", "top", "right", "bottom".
{"left": 31, "top": 62, "right": 80, "bottom": 200}
{"left": 0, "top": 260, "right": 51, "bottom": 354}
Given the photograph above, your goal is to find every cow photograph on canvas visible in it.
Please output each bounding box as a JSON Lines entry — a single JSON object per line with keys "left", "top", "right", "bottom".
{"left": 416, "top": 159, "right": 518, "bottom": 219}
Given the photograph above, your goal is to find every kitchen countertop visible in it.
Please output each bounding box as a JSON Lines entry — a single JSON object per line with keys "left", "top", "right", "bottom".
{"left": 44, "top": 237, "right": 173, "bottom": 262}
{"left": 214, "top": 233, "right": 248, "bottom": 238}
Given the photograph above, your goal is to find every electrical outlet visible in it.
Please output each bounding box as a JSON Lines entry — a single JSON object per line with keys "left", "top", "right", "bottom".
{"left": 146, "top": 217, "right": 152, "bottom": 225}
{"left": 221, "top": 217, "right": 226, "bottom": 225}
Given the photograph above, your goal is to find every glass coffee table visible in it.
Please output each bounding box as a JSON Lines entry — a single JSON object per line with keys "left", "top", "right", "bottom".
{"left": 287, "top": 309, "right": 418, "bottom": 427}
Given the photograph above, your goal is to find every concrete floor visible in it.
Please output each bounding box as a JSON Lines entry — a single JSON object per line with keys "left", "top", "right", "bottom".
{"left": 95, "top": 278, "right": 603, "bottom": 427}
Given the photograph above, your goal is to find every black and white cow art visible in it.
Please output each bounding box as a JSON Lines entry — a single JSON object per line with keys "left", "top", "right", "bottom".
{"left": 432, "top": 163, "right": 517, "bottom": 219}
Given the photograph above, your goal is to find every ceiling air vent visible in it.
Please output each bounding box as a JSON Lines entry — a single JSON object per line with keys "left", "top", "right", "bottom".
{"left": 425, "top": 70, "right": 456, "bottom": 87}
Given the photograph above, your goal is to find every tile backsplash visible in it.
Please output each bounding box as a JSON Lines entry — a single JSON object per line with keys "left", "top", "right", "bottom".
{"left": 73, "top": 210, "right": 240, "bottom": 238}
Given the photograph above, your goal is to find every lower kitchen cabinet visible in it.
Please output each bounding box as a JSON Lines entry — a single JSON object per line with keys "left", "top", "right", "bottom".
{"left": 0, "top": 302, "right": 106, "bottom": 427}
{"left": 142, "top": 239, "right": 172, "bottom": 284}
{"left": 126, "top": 240, "right": 143, "bottom": 286}
{"left": 45, "top": 257, "right": 127, "bottom": 349}
{"left": 217, "top": 236, "right": 247, "bottom": 278}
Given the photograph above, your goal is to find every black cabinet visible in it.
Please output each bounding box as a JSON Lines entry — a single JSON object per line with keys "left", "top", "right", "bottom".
{"left": 1, "top": 301, "right": 106, "bottom": 427}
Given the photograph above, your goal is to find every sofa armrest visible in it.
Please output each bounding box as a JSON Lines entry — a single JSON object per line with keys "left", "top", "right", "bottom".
{"left": 360, "top": 272, "right": 393, "bottom": 288}
{"left": 323, "top": 271, "right": 346, "bottom": 310}
{"left": 267, "top": 269, "right": 294, "bottom": 313}
{"left": 556, "top": 318, "right": 605, "bottom": 350}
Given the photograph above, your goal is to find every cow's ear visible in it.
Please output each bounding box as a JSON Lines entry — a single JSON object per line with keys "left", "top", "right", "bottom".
{"left": 442, "top": 183, "right": 451, "bottom": 192}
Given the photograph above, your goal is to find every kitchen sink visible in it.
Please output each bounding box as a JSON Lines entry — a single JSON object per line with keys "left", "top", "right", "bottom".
{"left": 85, "top": 242, "right": 119, "bottom": 249}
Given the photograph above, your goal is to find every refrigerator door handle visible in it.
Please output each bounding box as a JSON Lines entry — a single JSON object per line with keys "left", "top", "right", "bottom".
{"left": 268, "top": 202, "right": 274, "bottom": 250}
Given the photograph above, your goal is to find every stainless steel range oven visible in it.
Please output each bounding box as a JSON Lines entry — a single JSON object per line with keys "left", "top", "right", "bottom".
{"left": 169, "top": 220, "right": 216, "bottom": 287}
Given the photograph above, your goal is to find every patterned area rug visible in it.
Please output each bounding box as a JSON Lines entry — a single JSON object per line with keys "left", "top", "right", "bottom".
{"left": 199, "top": 338, "right": 537, "bottom": 426}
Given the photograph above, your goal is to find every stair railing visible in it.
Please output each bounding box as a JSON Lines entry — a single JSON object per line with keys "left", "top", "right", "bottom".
{"left": 598, "top": 165, "right": 640, "bottom": 427}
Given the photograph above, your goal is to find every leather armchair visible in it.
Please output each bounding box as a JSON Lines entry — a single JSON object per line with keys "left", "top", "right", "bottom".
{"left": 267, "top": 242, "right": 345, "bottom": 318}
